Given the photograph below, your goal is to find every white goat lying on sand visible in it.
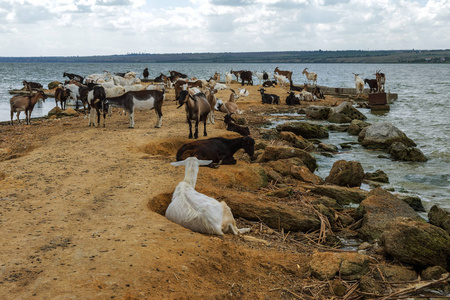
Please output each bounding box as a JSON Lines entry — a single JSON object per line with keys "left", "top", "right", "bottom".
{"left": 166, "top": 157, "right": 250, "bottom": 235}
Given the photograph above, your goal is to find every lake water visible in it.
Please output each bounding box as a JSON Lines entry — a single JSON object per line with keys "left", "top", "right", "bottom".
{"left": 0, "top": 62, "right": 449, "bottom": 213}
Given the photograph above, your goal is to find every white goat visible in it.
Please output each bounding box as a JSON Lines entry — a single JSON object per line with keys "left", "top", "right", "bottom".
{"left": 225, "top": 72, "right": 232, "bottom": 86}
{"left": 166, "top": 157, "right": 250, "bottom": 236}
{"left": 273, "top": 74, "right": 288, "bottom": 89}
{"left": 213, "top": 83, "right": 228, "bottom": 90}
{"left": 302, "top": 68, "right": 318, "bottom": 86}
{"left": 124, "top": 84, "right": 145, "bottom": 92}
{"left": 254, "top": 71, "right": 264, "bottom": 85}
{"left": 238, "top": 88, "right": 249, "bottom": 97}
{"left": 353, "top": 73, "right": 364, "bottom": 96}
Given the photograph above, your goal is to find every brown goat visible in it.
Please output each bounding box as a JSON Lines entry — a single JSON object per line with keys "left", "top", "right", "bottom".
{"left": 177, "top": 89, "right": 211, "bottom": 139}
{"left": 274, "top": 67, "right": 293, "bottom": 85}
{"left": 10, "top": 90, "right": 47, "bottom": 125}
{"left": 55, "top": 87, "right": 70, "bottom": 110}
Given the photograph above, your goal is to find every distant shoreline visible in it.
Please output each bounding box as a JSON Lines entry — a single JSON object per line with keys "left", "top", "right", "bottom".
{"left": 0, "top": 49, "right": 449, "bottom": 64}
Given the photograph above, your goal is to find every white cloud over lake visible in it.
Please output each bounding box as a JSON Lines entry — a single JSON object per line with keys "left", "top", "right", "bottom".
{"left": 0, "top": 0, "right": 448, "bottom": 56}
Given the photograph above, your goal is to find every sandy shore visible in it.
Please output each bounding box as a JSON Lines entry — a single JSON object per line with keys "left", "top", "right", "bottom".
{"left": 1, "top": 83, "right": 349, "bottom": 299}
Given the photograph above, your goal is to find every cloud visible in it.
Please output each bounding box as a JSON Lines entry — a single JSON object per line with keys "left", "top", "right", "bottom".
{"left": 95, "top": 0, "right": 131, "bottom": 6}
{"left": 0, "top": 0, "right": 449, "bottom": 56}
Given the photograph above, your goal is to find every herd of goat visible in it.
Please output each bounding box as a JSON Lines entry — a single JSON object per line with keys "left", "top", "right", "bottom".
{"left": 10, "top": 67, "right": 386, "bottom": 135}
{"left": 9, "top": 67, "right": 387, "bottom": 236}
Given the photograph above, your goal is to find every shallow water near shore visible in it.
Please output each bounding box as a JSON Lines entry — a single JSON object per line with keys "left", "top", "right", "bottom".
{"left": 0, "top": 62, "right": 448, "bottom": 212}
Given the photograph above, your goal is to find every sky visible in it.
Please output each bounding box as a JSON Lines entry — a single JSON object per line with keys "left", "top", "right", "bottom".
{"left": 0, "top": 0, "right": 449, "bottom": 57}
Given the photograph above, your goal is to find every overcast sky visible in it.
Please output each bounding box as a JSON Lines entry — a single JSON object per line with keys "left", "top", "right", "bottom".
{"left": 0, "top": 0, "right": 448, "bottom": 57}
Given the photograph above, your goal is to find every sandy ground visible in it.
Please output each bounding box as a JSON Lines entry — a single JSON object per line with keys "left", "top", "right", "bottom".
{"left": 0, "top": 83, "right": 345, "bottom": 299}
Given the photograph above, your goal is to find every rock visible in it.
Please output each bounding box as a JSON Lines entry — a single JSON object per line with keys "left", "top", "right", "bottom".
{"left": 318, "top": 143, "right": 338, "bottom": 152}
{"left": 327, "top": 101, "right": 367, "bottom": 124}
{"left": 258, "top": 146, "right": 317, "bottom": 172}
{"left": 325, "top": 160, "right": 365, "bottom": 187}
{"left": 360, "top": 122, "right": 416, "bottom": 149}
{"left": 330, "top": 279, "right": 346, "bottom": 297}
{"left": 380, "top": 217, "right": 450, "bottom": 269}
{"left": 47, "top": 106, "right": 63, "bottom": 117}
{"left": 211, "top": 191, "right": 321, "bottom": 233}
{"left": 48, "top": 81, "right": 61, "bottom": 89}
{"left": 326, "top": 124, "right": 349, "bottom": 132}
{"left": 267, "top": 170, "right": 283, "bottom": 183}
{"left": 266, "top": 187, "right": 293, "bottom": 198}
{"left": 428, "top": 205, "right": 450, "bottom": 235}
{"left": 279, "top": 131, "right": 314, "bottom": 150}
{"left": 304, "top": 106, "right": 331, "bottom": 120}
{"left": 376, "top": 264, "right": 418, "bottom": 282}
{"left": 290, "top": 165, "right": 324, "bottom": 185}
{"left": 388, "top": 141, "right": 428, "bottom": 162}
{"left": 311, "top": 196, "right": 342, "bottom": 211}
{"left": 396, "top": 194, "right": 426, "bottom": 212}
{"left": 310, "top": 251, "right": 370, "bottom": 280}
{"left": 60, "top": 107, "right": 78, "bottom": 116}
{"left": 364, "top": 169, "right": 389, "bottom": 183}
{"left": 264, "top": 157, "right": 306, "bottom": 176}
{"left": 421, "top": 265, "right": 447, "bottom": 280}
{"left": 359, "top": 264, "right": 418, "bottom": 296}
{"left": 308, "top": 185, "right": 367, "bottom": 205}
{"left": 276, "top": 122, "right": 329, "bottom": 139}
{"left": 357, "top": 188, "right": 422, "bottom": 240}
{"left": 347, "top": 119, "right": 370, "bottom": 136}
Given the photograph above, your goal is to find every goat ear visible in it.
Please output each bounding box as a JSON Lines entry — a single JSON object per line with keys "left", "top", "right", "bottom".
{"left": 171, "top": 160, "right": 186, "bottom": 167}
{"left": 197, "top": 160, "right": 213, "bottom": 166}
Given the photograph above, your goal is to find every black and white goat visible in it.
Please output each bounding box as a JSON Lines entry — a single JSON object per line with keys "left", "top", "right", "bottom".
{"left": 258, "top": 88, "right": 280, "bottom": 105}
{"left": 105, "top": 89, "right": 165, "bottom": 128}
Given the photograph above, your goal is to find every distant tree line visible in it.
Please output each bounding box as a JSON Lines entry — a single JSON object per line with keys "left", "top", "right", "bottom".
{"left": 0, "top": 50, "right": 448, "bottom": 63}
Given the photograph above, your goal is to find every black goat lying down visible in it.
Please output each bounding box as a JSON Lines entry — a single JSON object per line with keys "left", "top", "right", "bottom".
{"left": 224, "top": 114, "right": 250, "bottom": 136}
{"left": 176, "top": 136, "right": 255, "bottom": 166}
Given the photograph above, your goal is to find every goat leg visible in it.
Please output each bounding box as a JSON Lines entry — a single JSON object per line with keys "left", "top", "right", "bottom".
{"left": 194, "top": 120, "right": 199, "bottom": 139}
{"left": 188, "top": 119, "right": 193, "bottom": 139}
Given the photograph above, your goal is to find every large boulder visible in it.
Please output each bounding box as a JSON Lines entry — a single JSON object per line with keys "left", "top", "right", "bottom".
{"left": 258, "top": 146, "right": 317, "bottom": 172}
{"left": 304, "top": 106, "right": 332, "bottom": 120}
{"left": 278, "top": 131, "right": 314, "bottom": 150}
{"left": 325, "top": 160, "right": 364, "bottom": 187}
{"left": 347, "top": 119, "right": 370, "bottom": 136}
{"left": 357, "top": 188, "right": 422, "bottom": 240}
{"left": 327, "top": 101, "right": 367, "bottom": 124}
{"left": 310, "top": 251, "right": 370, "bottom": 280}
{"left": 380, "top": 217, "right": 450, "bottom": 269}
{"left": 396, "top": 194, "right": 426, "bottom": 212}
{"left": 364, "top": 169, "right": 389, "bottom": 183}
{"left": 359, "top": 264, "right": 418, "bottom": 296}
{"left": 306, "top": 184, "right": 367, "bottom": 205}
{"left": 47, "top": 106, "right": 63, "bottom": 117}
{"left": 219, "top": 192, "right": 321, "bottom": 232}
{"left": 276, "top": 122, "right": 329, "bottom": 139}
{"left": 388, "top": 141, "right": 428, "bottom": 162}
{"left": 48, "top": 81, "right": 61, "bottom": 89}
{"left": 359, "top": 122, "right": 416, "bottom": 149}
{"left": 290, "top": 165, "right": 324, "bottom": 185}
{"left": 428, "top": 205, "right": 450, "bottom": 235}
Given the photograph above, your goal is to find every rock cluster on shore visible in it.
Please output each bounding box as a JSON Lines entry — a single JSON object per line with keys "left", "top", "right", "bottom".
{"left": 1, "top": 81, "right": 447, "bottom": 299}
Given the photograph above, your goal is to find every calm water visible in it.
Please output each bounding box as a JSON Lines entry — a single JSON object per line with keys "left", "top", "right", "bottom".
{"left": 0, "top": 62, "right": 449, "bottom": 212}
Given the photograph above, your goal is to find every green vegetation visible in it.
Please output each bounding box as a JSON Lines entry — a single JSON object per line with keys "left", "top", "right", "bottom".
{"left": 0, "top": 49, "right": 448, "bottom": 63}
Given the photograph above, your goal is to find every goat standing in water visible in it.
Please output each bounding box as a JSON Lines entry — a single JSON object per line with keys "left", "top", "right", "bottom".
{"left": 177, "top": 89, "right": 211, "bottom": 139}
{"left": 10, "top": 90, "right": 47, "bottom": 125}
{"left": 166, "top": 157, "right": 250, "bottom": 235}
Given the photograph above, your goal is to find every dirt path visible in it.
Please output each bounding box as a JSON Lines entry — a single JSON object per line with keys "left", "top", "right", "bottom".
{"left": 0, "top": 84, "right": 342, "bottom": 299}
